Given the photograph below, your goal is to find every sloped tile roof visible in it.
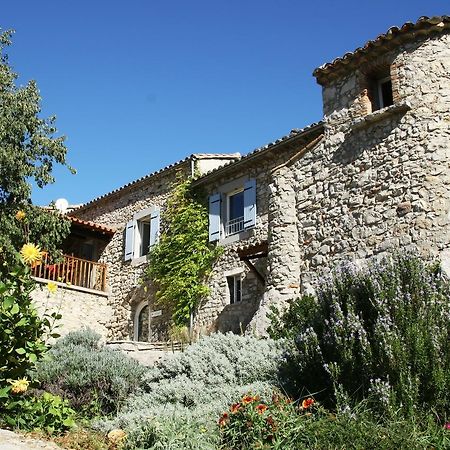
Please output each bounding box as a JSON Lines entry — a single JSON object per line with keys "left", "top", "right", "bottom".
{"left": 193, "top": 121, "right": 324, "bottom": 184}
{"left": 314, "top": 16, "right": 450, "bottom": 85}
{"left": 67, "top": 216, "right": 116, "bottom": 236}
{"left": 72, "top": 153, "right": 240, "bottom": 212}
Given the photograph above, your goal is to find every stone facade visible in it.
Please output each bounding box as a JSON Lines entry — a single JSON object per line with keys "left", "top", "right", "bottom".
{"left": 63, "top": 17, "right": 450, "bottom": 339}
{"left": 71, "top": 154, "right": 239, "bottom": 340}
{"left": 32, "top": 280, "right": 112, "bottom": 339}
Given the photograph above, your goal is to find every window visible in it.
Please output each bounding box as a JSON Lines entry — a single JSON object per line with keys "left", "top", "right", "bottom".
{"left": 136, "top": 216, "right": 151, "bottom": 257}
{"left": 124, "top": 207, "right": 160, "bottom": 261}
{"left": 365, "top": 66, "right": 394, "bottom": 112}
{"left": 226, "top": 189, "right": 244, "bottom": 236}
{"left": 376, "top": 76, "right": 393, "bottom": 110}
{"left": 227, "top": 274, "right": 242, "bottom": 304}
{"left": 208, "top": 178, "right": 256, "bottom": 242}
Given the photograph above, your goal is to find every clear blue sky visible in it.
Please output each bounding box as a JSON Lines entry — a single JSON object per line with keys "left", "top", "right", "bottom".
{"left": 2, "top": 1, "right": 447, "bottom": 206}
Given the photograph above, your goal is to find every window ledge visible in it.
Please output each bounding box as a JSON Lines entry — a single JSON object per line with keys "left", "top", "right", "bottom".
{"left": 219, "top": 229, "right": 253, "bottom": 246}
{"left": 131, "top": 255, "right": 148, "bottom": 266}
{"left": 351, "top": 102, "right": 411, "bottom": 131}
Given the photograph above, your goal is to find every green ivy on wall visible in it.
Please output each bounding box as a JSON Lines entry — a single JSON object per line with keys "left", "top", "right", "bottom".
{"left": 146, "top": 177, "right": 222, "bottom": 326}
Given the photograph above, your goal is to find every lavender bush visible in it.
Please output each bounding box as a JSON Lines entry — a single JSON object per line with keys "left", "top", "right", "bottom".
{"left": 269, "top": 254, "right": 450, "bottom": 417}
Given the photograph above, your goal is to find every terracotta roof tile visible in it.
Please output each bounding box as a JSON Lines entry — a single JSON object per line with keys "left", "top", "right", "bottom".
{"left": 193, "top": 121, "right": 324, "bottom": 184}
{"left": 314, "top": 16, "right": 450, "bottom": 85}
{"left": 68, "top": 216, "right": 116, "bottom": 236}
{"left": 72, "top": 153, "right": 240, "bottom": 212}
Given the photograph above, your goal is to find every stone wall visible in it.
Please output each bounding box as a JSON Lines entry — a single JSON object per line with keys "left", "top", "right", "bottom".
{"left": 32, "top": 281, "right": 112, "bottom": 340}
{"left": 73, "top": 156, "right": 238, "bottom": 340}
{"left": 250, "top": 32, "right": 450, "bottom": 332}
{"left": 192, "top": 138, "right": 319, "bottom": 335}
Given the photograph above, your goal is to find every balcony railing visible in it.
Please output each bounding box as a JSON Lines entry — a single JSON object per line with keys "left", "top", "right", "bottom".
{"left": 31, "top": 253, "right": 107, "bottom": 292}
{"left": 225, "top": 216, "right": 245, "bottom": 236}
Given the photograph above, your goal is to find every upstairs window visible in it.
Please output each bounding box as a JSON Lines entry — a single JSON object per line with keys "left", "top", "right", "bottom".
{"left": 376, "top": 76, "right": 393, "bottom": 110}
{"left": 365, "top": 66, "right": 394, "bottom": 112}
{"left": 124, "top": 207, "right": 160, "bottom": 261}
{"left": 208, "top": 178, "right": 256, "bottom": 242}
{"left": 226, "top": 189, "right": 244, "bottom": 236}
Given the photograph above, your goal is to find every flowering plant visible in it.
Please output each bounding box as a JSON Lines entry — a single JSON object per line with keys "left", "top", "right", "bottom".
{"left": 219, "top": 392, "right": 318, "bottom": 449}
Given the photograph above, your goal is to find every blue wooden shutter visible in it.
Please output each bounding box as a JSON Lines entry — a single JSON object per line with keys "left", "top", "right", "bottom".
{"left": 124, "top": 219, "right": 136, "bottom": 261}
{"left": 209, "top": 193, "right": 221, "bottom": 242}
{"left": 243, "top": 179, "right": 256, "bottom": 229}
{"left": 149, "top": 207, "right": 160, "bottom": 248}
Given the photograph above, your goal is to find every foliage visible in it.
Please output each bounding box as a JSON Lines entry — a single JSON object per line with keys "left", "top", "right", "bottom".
{"left": 146, "top": 178, "right": 222, "bottom": 326}
{"left": 123, "top": 415, "right": 219, "bottom": 450}
{"left": 35, "top": 329, "right": 146, "bottom": 417}
{"left": 0, "top": 264, "right": 59, "bottom": 383}
{"left": 219, "top": 393, "right": 449, "bottom": 450}
{"left": 0, "top": 29, "right": 73, "bottom": 265}
{"left": 269, "top": 254, "right": 450, "bottom": 417}
{"left": 97, "top": 333, "right": 283, "bottom": 447}
{"left": 0, "top": 387, "right": 76, "bottom": 434}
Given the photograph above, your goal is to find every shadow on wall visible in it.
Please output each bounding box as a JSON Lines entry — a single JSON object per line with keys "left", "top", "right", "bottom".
{"left": 331, "top": 109, "right": 409, "bottom": 165}
{"left": 215, "top": 300, "right": 260, "bottom": 334}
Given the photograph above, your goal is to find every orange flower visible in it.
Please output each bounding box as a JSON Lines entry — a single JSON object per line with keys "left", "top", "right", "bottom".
{"left": 230, "top": 402, "right": 241, "bottom": 414}
{"left": 302, "top": 398, "right": 315, "bottom": 409}
{"left": 218, "top": 412, "right": 229, "bottom": 427}
{"left": 242, "top": 395, "right": 254, "bottom": 405}
{"left": 256, "top": 403, "right": 268, "bottom": 415}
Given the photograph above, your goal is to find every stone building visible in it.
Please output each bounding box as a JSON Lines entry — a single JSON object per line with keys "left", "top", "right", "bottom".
{"left": 33, "top": 16, "right": 450, "bottom": 340}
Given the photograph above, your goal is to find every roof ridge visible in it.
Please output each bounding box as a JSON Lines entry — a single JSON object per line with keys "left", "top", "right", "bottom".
{"left": 314, "top": 15, "right": 450, "bottom": 84}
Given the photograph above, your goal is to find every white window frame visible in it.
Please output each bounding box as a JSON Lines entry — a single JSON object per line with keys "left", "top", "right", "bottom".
{"left": 376, "top": 76, "right": 393, "bottom": 109}
{"left": 225, "top": 187, "right": 245, "bottom": 237}
{"left": 226, "top": 272, "right": 243, "bottom": 304}
{"left": 134, "top": 207, "right": 152, "bottom": 259}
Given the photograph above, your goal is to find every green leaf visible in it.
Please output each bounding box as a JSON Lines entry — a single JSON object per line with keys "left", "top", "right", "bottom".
{"left": 15, "top": 347, "right": 26, "bottom": 355}
{"left": 10, "top": 303, "right": 19, "bottom": 315}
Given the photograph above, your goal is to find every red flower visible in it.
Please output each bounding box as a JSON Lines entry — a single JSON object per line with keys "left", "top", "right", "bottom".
{"left": 256, "top": 403, "right": 268, "bottom": 415}
{"left": 266, "top": 415, "right": 277, "bottom": 431}
{"left": 230, "top": 402, "right": 241, "bottom": 414}
{"left": 242, "top": 395, "right": 254, "bottom": 405}
{"left": 218, "top": 412, "right": 229, "bottom": 427}
{"left": 302, "top": 398, "right": 315, "bottom": 409}
{"left": 445, "top": 422, "right": 450, "bottom": 430}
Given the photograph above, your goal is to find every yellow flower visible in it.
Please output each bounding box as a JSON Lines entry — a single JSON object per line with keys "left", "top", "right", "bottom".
{"left": 20, "top": 243, "right": 42, "bottom": 265}
{"left": 15, "top": 210, "right": 26, "bottom": 221}
{"left": 47, "top": 282, "right": 58, "bottom": 294}
{"left": 10, "top": 378, "right": 30, "bottom": 394}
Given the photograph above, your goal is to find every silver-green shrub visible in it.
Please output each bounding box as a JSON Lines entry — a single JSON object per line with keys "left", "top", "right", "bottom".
{"left": 35, "top": 329, "right": 146, "bottom": 416}
{"left": 98, "top": 333, "right": 284, "bottom": 448}
{"left": 270, "top": 254, "right": 450, "bottom": 417}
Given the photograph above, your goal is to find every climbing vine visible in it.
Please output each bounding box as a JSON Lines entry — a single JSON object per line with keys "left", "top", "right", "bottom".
{"left": 146, "top": 177, "right": 222, "bottom": 326}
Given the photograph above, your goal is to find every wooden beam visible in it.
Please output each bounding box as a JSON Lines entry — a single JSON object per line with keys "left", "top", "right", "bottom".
{"left": 242, "top": 258, "right": 265, "bottom": 286}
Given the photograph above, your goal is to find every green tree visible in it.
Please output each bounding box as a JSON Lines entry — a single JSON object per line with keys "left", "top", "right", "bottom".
{"left": 146, "top": 178, "right": 222, "bottom": 326}
{"left": 0, "top": 29, "right": 73, "bottom": 265}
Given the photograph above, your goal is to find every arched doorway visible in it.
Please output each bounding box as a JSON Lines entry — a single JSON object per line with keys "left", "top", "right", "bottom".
{"left": 134, "top": 301, "right": 149, "bottom": 342}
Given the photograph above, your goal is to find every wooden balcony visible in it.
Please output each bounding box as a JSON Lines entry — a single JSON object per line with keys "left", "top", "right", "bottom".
{"left": 31, "top": 253, "right": 107, "bottom": 292}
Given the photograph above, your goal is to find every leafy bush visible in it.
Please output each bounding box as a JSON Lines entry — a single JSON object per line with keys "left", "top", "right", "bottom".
{"left": 1, "top": 388, "right": 75, "bottom": 434}
{"left": 146, "top": 178, "right": 223, "bottom": 326}
{"left": 98, "top": 333, "right": 284, "bottom": 448}
{"left": 0, "top": 265, "right": 57, "bottom": 383}
{"left": 269, "top": 254, "right": 450, "bottom": 417}
{"left": 219, "top": 393, "right": 450, "bottom": 450}
{"left": 35, "top": 329, "right": 146, "bottom": 416}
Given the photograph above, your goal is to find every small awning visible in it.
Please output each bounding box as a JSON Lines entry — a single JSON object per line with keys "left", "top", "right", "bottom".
{"left": 236, "top": 241, "right": 268, "bottom": 286}
{"left": 68, "top": 216, "right": 116, "bottom": 237}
